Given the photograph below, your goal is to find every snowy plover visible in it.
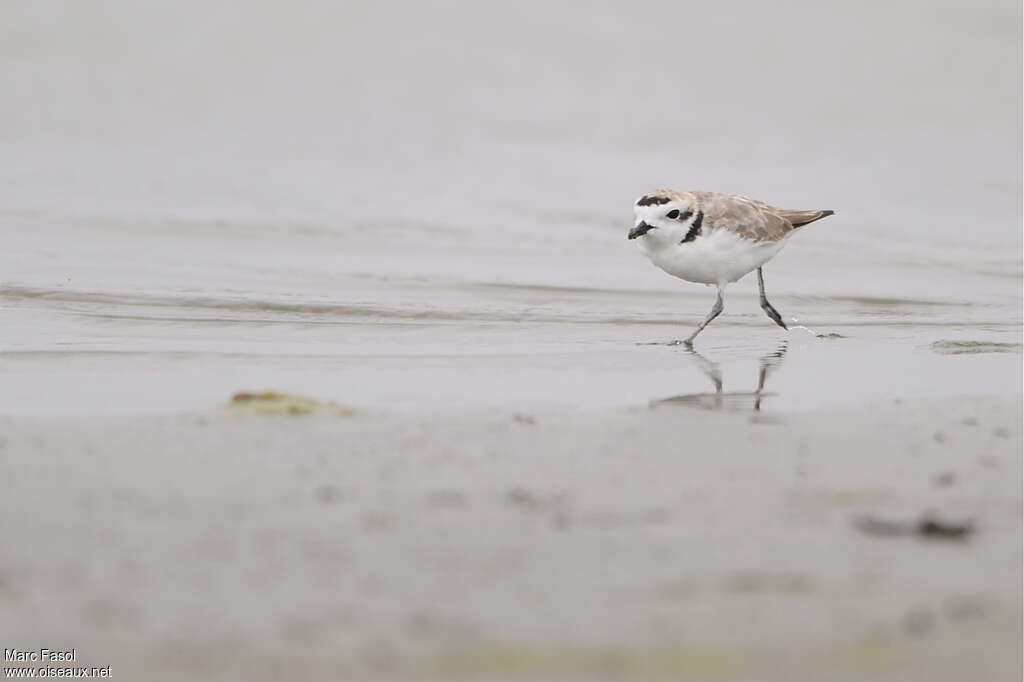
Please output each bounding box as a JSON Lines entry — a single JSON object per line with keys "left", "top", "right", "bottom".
{"left": 629, "top": 189, "right": 834, "bottom": 345}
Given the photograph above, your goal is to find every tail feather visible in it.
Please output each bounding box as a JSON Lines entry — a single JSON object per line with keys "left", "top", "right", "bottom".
{"left": 782, "top": 209, "right": 835, "bottom": 228}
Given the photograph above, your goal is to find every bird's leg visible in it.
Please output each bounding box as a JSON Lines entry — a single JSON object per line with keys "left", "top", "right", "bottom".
{"left": 757, "top": 267, "right": 788, "bottom": 330}
{"left": 684, "top": 286, "right": 724, "bottom": 347}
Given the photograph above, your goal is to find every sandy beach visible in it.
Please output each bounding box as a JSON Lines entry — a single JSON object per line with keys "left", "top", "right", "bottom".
{"left": 1, "top": 394, "right": 1021, "bottom": 681}
{"left": 1, "top": 1, "right": 1021, "bottom": 679}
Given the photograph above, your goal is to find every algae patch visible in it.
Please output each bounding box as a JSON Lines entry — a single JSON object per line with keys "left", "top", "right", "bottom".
{"left": 227, "top": 391, "right": 355, "bottom": 416}
{"left": 930, "top": 340, "right": 1022, "bottom": 355}
{"left": 414, "top": 639, "right": 901, "bottom": 680}
{"left": 420, "top": 643, "right": 746, "bottom": 679}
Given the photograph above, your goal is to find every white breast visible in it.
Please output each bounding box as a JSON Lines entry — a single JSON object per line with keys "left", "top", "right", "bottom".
{"left": 639, "top": 228, "right": 786, "bottom": 285}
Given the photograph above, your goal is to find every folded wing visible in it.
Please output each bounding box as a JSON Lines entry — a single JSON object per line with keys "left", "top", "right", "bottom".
{"left": 778, "top": 209, "right": 835, "bottom": 228}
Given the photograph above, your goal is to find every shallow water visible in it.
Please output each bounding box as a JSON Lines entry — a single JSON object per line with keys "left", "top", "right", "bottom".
{"left": 1, "top": 1, "right": 1021, "bottom": 415}
{"left": 2, "top": 213, "right": 1020, "bottom": 416}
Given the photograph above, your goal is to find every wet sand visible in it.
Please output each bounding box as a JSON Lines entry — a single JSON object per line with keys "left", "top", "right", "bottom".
{"left": 1, "top": 394, "right": 1021, "bottom": 681}
{"left": 1, "top": 1, "right": 1021, "bottom": 679}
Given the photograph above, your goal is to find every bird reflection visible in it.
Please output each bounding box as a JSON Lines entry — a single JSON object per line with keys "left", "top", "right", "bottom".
{"left": 651, "top": 342, "right": 788, "bottom": 412}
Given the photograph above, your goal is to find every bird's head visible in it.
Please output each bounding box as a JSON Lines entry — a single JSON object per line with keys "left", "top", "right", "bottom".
{"left": 629, "top": 190, "right": 700, "bottom": 246}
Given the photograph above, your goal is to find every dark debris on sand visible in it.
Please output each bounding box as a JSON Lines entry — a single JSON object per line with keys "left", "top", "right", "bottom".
{"left": 854, "top": 514, "right": 975, "bottom": 541}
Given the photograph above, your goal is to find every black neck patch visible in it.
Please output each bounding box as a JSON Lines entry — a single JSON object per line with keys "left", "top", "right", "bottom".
{"left": 681, "top": 211, "right": 703, "bottom": 244}
{"left": 636, "top": 195, "right": 671, "bottom": 207}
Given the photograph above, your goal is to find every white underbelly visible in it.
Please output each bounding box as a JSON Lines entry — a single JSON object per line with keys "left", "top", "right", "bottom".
{"left": 644, "top": 229, "right": 785, "bottom": 285}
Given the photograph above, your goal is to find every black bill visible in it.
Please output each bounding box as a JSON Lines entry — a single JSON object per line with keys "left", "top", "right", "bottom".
{"left": 628, "top": 221, "right": 654, "bottom": 240}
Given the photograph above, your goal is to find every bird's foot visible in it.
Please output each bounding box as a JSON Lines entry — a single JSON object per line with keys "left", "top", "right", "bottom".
{"left": 760, "top": 301, "right": 788, "bottom": 330}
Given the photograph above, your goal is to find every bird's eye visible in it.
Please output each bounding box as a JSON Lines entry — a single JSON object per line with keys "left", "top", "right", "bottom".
{"left": 666, "top": 209, "right": 680, "bottom": 219}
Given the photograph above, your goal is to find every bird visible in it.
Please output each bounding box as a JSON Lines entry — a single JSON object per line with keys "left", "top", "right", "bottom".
{"left": 628, "top": 189, "right": 834, "bottom": 346}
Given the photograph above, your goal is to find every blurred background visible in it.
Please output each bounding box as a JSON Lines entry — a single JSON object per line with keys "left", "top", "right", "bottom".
{"left": 1, "top": 4, "right": 1021, "bottom": 681}
{"left": 1, "top": 0, "right": 1021, "bottom": 408}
